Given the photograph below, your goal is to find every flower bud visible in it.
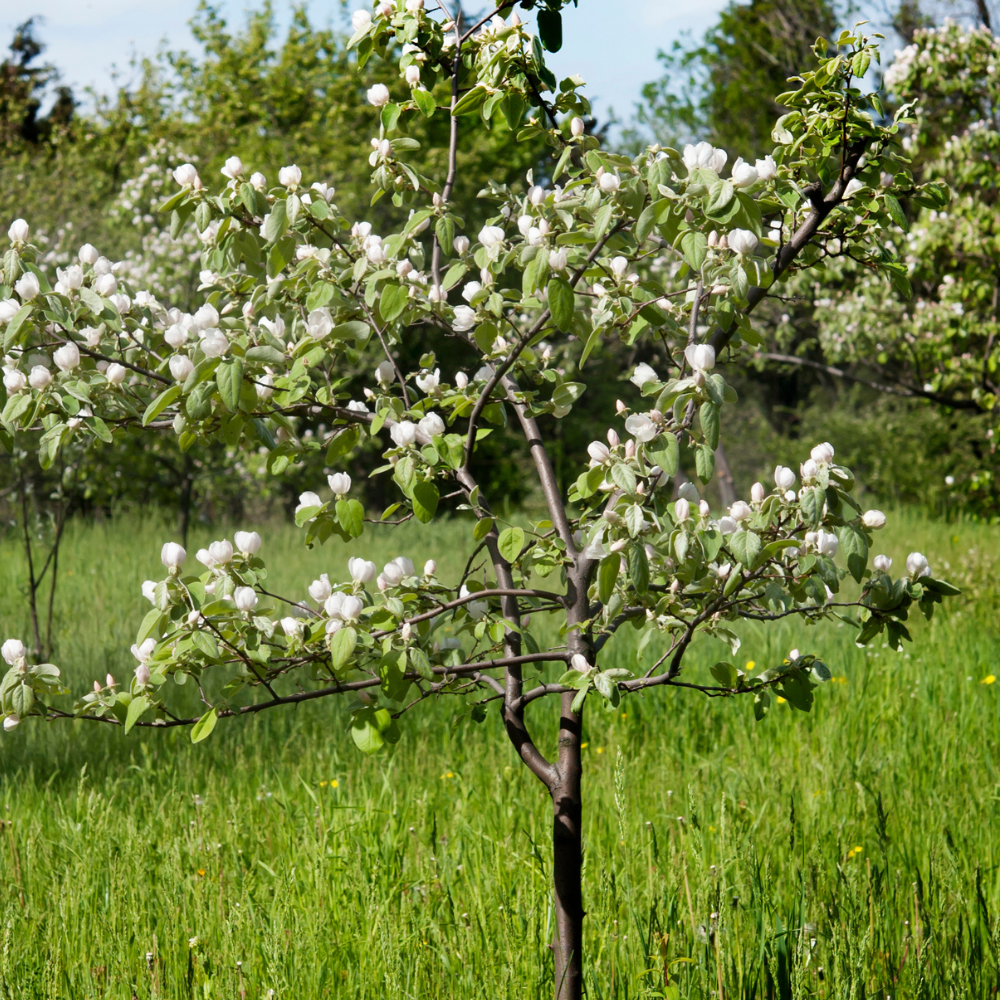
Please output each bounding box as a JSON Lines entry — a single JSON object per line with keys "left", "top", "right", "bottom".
{"left": 570, "top": 653, "right": 589, "bottom": 672}
{"left": 281, "top": 617, "right": 304, "bottom": 639}
{"left": 548, "top": 247, "right": 568, "bottom": 271}
{"left": 106, "top": 673, "right": 116, "bottom": 688}
{"left": 160, "top": 542, "right": 186, "bottom": 570}
{"left": 774, "top": 465, "right": 796, "bottom": 491}
{"left": 1, "top": 639, "right": 26, "bottom": 666}
{"left": 454, "top": 371, "right": 469, "bottom": 389}
{"left": 873, "top": 554, "right": 892, "bottom": 573}
{"left": 810, "top": 441, "right": 835, "bottom": 464}
{"left": 106, "top": 362, "right": 128, "bottom": 385}
{"left": 699, "top": 500, "right": 711, "bottom": 518}
{"left": 135, "top": 663, "right": 151, "bottom": 686}
{"left": 327, "top": 472, "right": 352, "bottom": 495}
{"left": 800, "top": 459, "right": 819, "bottom": 480}
{"left": 278, "top": 164, "right": 302, "bottom": 188}
{"left": 570, "top": 116, "right": 585, "bottom": 137}
{"left": 169, "top": 355, "right": 194, "bottom": 382}
{"left": 208, "top": 539, "right": 233, "bottom": 565}
{"left": 587, "top": 441, "right": 610, "bottom": 464}
{"left": 7, "top": 219, "right": 29, "bottom": 243}
{"left": 340, "top": 595, "right": 363, "bottom": 620}
{"left": 678, "top": 481, "right": 700, "bottom": 504}
{"left": 234, "top": 530, "right": 262, "bottom": 556}
{"left": 14, "top": 272, "right": 39, "bottom": 301}
{"left": 730, "top": 500, "right": 752, "bottom": 522}
{"left": 28, "top": 366, "right": 51, "bottom": 390}
{"left": 750, "top": 482, "right": 765, "bottom": 503}
{"left": 172, "top": 163, "right": 200, "bottom": 187}
{"left": 674, "top": 498, "right": 690, "bottom": 522}
{"left": 352, "top": 9, "right": 372, "bottom": 31}
{"left": 367, "top": 83, "right": 391, "bottom": 107}
{"left": 234, "top": 586, "right": 258, "bottom": 612}
{"left": 684, "top": 343, "right": 716, "bottom": 373}
{"left": 453, "top": 236, "right": 470, "bottom": 255}
{"left": 423, "top": 559, "right": 437, "bottom": 576}
{"left": 375, "top": 359, "right": 395, "bottom": 385}
{"left": 862, "top": 509, "right": 886, "bottom": 529}
{"left": 79, "top": 244, "right": 99, "bottom": 265}
{"left": 728, "top": 229, "right": 757, "bottom": 255}
{"left": 221, "top": 155, "right": 244, "bottom": 179}
{"left": 906, "top": 552, "right": 930, "bottom": 578}
{"left": 3, "top": 714, "right": 19, "bottom": 731}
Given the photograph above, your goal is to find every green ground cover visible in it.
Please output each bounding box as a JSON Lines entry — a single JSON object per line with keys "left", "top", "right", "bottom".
{"left": 0, "top": 511, "right": 997, "bottom": 998}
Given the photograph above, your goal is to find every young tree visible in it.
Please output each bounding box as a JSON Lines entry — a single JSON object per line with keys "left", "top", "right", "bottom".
{"left": 0, "top": 5, "right": 958, "bottom": 996}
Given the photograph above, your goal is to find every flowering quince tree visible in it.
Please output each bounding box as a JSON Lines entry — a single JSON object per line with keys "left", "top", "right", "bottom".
{"left": 0, "top": 7, "right": 960, "bottom": 997}
{"left": 758, "top": 20, "right": 1000, "bottom": 505}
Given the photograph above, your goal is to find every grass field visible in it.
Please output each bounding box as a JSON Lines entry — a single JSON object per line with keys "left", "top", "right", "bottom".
{"left": 0, "top": 510, "right": 999, "bottom": 998}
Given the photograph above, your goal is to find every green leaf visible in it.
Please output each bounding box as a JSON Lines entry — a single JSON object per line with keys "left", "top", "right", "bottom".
{"left": 10, "top": 682, "right": 33, "bottom": 718}
{"left": 191, "top": 707, "right": 218, "bottom": 744}
{"left": 800, "top": 487, "right": 825, "bottom": 528}
{"left": 593, "top": 203, "right": 613, "bottom": 241}
{"left": 611, "top": 463, "right": 637, "bottom": 495}
{"left": 435, "top": 216, "right": 454, "bottom": 256}
{"left": 262, "top": 200, "right": 288, "bottom": 243}
{"left": 452, "top": 85, "right": 488, "bottom": 116}
{"left": 330, "top": 626, "right": 357, "bottom": 673}
{"left": 413, "top": 87, "right": 436, "bottom": 118}
{"left": 753, "top": 690, "right": 771, "bottom": 721}
{"left": 700, "top": 401, "right": 720, "bottom": 450}
{"left": 705, "top": 179, "right": 735, "bottom": 216}
{"left": 124, "top": 695, "right": 150, "bottom": 735}
{"left": 216, "top": 358, "right": 244, "bottom": 413}
{"left": 350, "top": 706, "right": 385, "bottom": 754}
{"left": 837, "top": 523, "right": 868, "bottom": 584}
{"left": 710, "top": 661, "right": 738, "bottom": 687}
{"left": 246, "top": 345, "right": 286, "bottom": 366}
{"left": 473, "top": 516, "right": 494, "bottom": 541}
{"left": 680, "top": 230, "right": 707, "bottom": 270}
{"left": 628, "top": 544, "right": 649, "bottom": 593}
{"left": 729, "top": 528, "right": 762, "bottom": 569}
{"left": 380, "top": 283, "right": 408, "bottom": 323}
{"left": 646, "top": 433, "right": 679, "bottom": 476}
{"left": 498, "top": 526, "right": 525, "bottom": 563}
{"left": 695, "top": 444, "right": 715, "bottom": 483}
{"left": 412, "top": 481, "right": 439, "bottom": 523}
{"left": 537, "top": 8, "right": 562, "bottom": 50}
{"left": 2, "top": 304, "right": 33, "bottom": 350}
{"left": 598, "top": 553, "right": 620, "bottom": 605}
{"left": 548, "top": 278, "right": 574, "bottom": 332}
{"left": 142, "top": 385, "right": 181, "bottom": 426}
{"left": 335, "top": 498, "right": 365, "bottom": 538}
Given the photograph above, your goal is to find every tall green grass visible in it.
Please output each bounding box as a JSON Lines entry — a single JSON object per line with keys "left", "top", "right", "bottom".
{"left": 0, "top": 511, "right": 998, "bottom": 998}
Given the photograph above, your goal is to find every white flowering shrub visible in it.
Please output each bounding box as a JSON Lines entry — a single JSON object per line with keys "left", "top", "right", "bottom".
{"left": 0, "top": 9, "right": 959, "bottom": 997}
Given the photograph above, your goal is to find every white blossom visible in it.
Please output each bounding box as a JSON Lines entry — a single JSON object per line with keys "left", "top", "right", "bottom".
{"left": 234, "top": 586, "right": 258, "bottom": 612}
{"left": 730, "top": 157, "right": 758, "bottom": 188}
{"left": 684, "top": 343, "right": 715, "bottom": 372}
{"left": 349, "top": 558, "right": 377, "bottom": 584}
{"left": 367, "top": 84, "right": 391, "bottom": 107}
{"left": 296, "top": 491, "right": 323, "bottom": 515}
{"left": 306, "top": 307, "right": 333, "bottom": 339}
{"left": 862, "top": 509, "right": 886, "bottom": 529}
{"left": 452, "top": 305, "right": 477, "bottom": 332}
{"left": 624, "top": 413, "right": 657, "bottom": 442}
{"left": 418, "top": 412, "right": 445, "bottom": 437}
{"left": 630, "top": 362, "right": 658, "bottom": 387}
{"left": 234, "top": 531, "right": 262, "bottom": 556}
{"left": 25, "top": 365, "right": 52, "bottom": 392}
{"left": 1, "top": 639, "right": 26, "bottom": 666}
{"left": 172, "top": 163, "right": 200, "bottom": 187}
{"left": 160, "top": 542, "right": 186, "bottom": 570}
{"left": 774, "top": 465, "right": 796, "bottom": 491}
{"left": 415, "top": 368, "right": 440, "bottom": 393}
{"left": 906, "top": 552, "right": 930, "bottom": 578}
{"left": 328, "top": 472, "right": 352, "bottom": 495}
{"left": 14, "top": 272, "right": 40, "bottom": 301}
{"left": 352, "top": 9, "right": 372, "bottom": 31}
{"left": 755, "top": 155, "right": 777, "bottom": 181}
{"left": 728, "top": 229, "right": 757, "bottom": 255}
{"left": 478, "top": 225, "right": 505, "bottom": 249}
{"left": 278, "top": 164, "right": 302, "bottom": 188}
{"left": 810, "top": 441, "right": 835, "bottom": 463}
{"left": 169, "top": 355, "right": 194, "bottom": 382}
{"left": 308, "top": 574, "right": 333, "bottom": 602}
{"left": 873, "top": 554, "right": 893, "bottom": 572}
{"left": 390, "top": 420, "right": 418, "bottom": 447}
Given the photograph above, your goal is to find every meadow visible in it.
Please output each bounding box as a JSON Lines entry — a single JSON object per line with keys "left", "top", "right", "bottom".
{"left": 0, "top": 510, "right": 998, "bottom": 998}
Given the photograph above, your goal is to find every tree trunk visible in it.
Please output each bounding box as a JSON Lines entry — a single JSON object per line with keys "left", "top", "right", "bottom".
{"left": 715, "top": 442, "right": 737, "bottom": 508}
{"left": 551, "top": 691, "right": 584, "bottom": 1000}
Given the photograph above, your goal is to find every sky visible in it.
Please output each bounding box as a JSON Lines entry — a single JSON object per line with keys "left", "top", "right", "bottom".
{"left": 4, "top": 0, "right": 731, "bottom": 125}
